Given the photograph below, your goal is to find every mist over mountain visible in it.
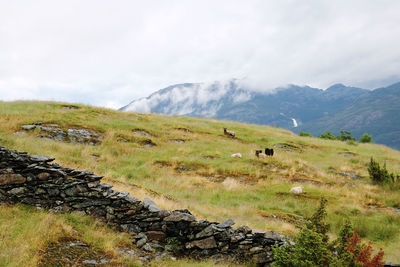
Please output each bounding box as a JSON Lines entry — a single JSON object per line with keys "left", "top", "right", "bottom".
{"left": 120, "top": 80, "right": 400, "bottom": 150}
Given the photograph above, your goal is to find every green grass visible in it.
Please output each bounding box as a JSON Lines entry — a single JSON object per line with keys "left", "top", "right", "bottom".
{"left": 1, "top": 100, "right": 400, "bottom": 264}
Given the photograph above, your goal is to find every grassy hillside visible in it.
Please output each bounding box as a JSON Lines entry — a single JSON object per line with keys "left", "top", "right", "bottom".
{"left": 1, "top": 101, "right": 400, "bottom": 264}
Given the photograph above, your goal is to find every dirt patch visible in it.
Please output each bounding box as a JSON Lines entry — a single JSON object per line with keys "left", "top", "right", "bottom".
{"left": 169, "top": 139, "right": 185, "bottom": 144}
{"left": 337, "top": 172, "right": 362, "bottom": 180}
{"left": 133, "top": 129, "right": 152, "bottom": 137}
{"left": 274, "top": 143, "right": 302, "bottom": 152}
{"left": 175, "top": 127, "right": 192, "bottom": 133}
{"left": 202, "top": 155, "right": 219, "bottom": 160}
{"left": 275, "top": 192, "right": 321, "bottom": 200}
{"left": 290, "top": 175, "right": 328, "bottom": 186}
{"left": 61, "top": 104, "right": 80, "bottom": 110}
{"left": 339, "top": 152, "right": 357, "bottom": 157}
{"left": 199, "top": 172, "right": 264, "bottom": 185}
{"left": 174, "top": 162, "right": 207, "bottom": 173}
{"left": 257, "top": 210, "right": 304, "bottom": 227}
{"left": 38, "top": 237, "right": 112, "bottom": 267}
{"left": 139, "top": 139, "right": 157, "bottom": 147}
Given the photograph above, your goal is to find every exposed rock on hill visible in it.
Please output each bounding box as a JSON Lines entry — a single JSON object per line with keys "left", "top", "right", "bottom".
{"left": 15, "top": 122, "right": 103, "bottom": 145}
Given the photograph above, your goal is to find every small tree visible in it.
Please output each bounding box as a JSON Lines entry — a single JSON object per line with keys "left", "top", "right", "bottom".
{"left": 368, "top": 158, "right": 395, "bottom": 184}
{"left": 360, "top": 133, "right": 372, "bottom": 143}
{"left": 299, "top": 131, "right": 312, "bottom": 137}
{"left": 272, "top": 200, "right": 386, "bottom": 266}
{"left": 272, "top": 198, "right": 332, "bottom": 266}
{"left": 337, "top": 130, "right": 356, "bottom": 141}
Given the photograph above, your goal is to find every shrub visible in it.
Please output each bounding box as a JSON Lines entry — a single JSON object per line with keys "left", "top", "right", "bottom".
{"left": 360, "top": 133, "right": 372, "bottom": 143}
{"left": 337, "top": 130, "right": 356, "bottom": 141}
{"left": 272, "top": 198, "right": 332, "bottom": 266}
{"left": 299, "top": 131, "right": 312, "bottom": 137}
{"left": 368, "top": 158, "right": 399, "bottom": 184}
{"left": 345, "top": 231, "right": 385, "bottom": 266}
{"left": 318, "top": 131, "right": 337, "bottom": 140}
{"left": 272, "top": 199, "right": 385, "bottom": 266}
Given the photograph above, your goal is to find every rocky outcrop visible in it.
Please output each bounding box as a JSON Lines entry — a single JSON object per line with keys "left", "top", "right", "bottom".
{"left": 15, "top": 122, "right": 103, "bottom": 145}
{"left": 0, "top": 145, "right": 285, "bottom": 265}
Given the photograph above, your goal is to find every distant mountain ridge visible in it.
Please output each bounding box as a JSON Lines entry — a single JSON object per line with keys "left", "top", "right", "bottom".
{"left": 120, "top": 80, "right": 400, "bottom": 150}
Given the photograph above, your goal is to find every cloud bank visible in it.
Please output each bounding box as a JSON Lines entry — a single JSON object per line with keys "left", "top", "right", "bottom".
{"left": 1, "top": 0, "right": 400, "bottom": 108}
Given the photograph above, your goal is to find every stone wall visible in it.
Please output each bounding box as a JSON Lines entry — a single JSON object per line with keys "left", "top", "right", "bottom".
{"left": 0, "top": 145, "right": 285, "bottom": 265}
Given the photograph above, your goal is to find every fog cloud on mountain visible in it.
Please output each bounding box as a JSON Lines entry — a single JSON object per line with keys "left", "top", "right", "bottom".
{"left": 1, "top": 0, "right": 400, "bottom": 108}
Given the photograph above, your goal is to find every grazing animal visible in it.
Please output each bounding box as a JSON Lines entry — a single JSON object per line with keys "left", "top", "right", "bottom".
{"left": 231, "top": 153, "right": 242, "bottom": 158}
{"left": 265, "top": 148, "right": 274, "bottom": 156}
{"left": 224, "top": 128, "right": 235, "bottom": 138}
{"left": 289, "top": 185, "right": 304, "bottom": 194}
{"left": 255, "top": 150, "right": 267, "bottom": 158}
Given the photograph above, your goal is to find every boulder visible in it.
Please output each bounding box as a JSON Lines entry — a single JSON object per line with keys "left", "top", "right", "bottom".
{"left": 186, "top": 236, "right": 217, "bottom": 249}
{"left": 164, "top": 211, "right": 196, "bottom": 222}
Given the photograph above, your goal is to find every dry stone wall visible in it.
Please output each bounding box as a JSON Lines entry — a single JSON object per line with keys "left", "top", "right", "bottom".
{"left": 0, "top": 145, "right": 285, "bottom": 265}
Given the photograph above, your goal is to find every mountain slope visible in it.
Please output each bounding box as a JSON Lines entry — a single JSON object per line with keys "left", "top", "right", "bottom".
{"left": 1, "top": 101, "right": 400, "bottom": 263}
{"left": 121, "top": 81, "right": 400, "bottom": 149}
{"left": 300, "top": 82, "right": 400, "bottom": 149}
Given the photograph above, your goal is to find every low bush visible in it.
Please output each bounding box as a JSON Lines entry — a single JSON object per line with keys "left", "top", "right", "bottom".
{"left": 368, "top": 158, "right": 399, "bottom": 184}
{"left": 360, "top": 133, "right": 372, "bottom": 143}
{"left": 299, "top": 131, "right": 312, "bottom": 137}
{"left": 272, "top": 198, "right": 385, "bottom": 267}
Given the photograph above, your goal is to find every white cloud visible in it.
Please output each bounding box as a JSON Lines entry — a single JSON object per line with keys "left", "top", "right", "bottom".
{"left": 1, "top": 0, "right": 400, "bottom": 107}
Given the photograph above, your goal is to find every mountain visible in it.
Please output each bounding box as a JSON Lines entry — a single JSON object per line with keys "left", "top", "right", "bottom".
{"left": 1, "top": 101, "right": 400, "bottom": 264}
{"left": 300, "top": 82, "right": 400, "bottom": 149}
{"left": 120, "top": 80, "right": 400, "bottom": 150}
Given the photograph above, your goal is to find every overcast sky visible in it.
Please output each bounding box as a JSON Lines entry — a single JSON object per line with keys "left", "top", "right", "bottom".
{"left": 1, "top": 0, "right": 400, "bottom": 109}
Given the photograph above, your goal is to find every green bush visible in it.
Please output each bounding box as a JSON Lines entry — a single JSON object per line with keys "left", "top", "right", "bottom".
{"left": 360, "top": 133, "right": 372, "bottom": 143}
{"left": 299, "top": 131, "right": 312, "bottom": 137}
{"left": 318, "top": 131, "right": 337, "bottom": 140}
{"left": 337, "top": 130, "right": 356, "bottom": 142}
{"left": 272, "top": 198, "right": 333, "bottom": 266}
{"left": 368, "top": 158, "right": 399, "bottom": 184}
{"left": 272, "top": 199, "right": 385, "bottom": 266}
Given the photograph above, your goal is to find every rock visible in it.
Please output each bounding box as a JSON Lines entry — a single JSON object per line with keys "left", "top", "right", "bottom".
{"left": 237, "top": 225, "right": 252, "bottom": 234}
{"left": 37, "top": 172, "right": 51, "bottom": 181}
{"left": 216, "top": 219, "right": 235, "bottom": 228}
{"left": 186, "top": 236, "right": 217, "bottom": 249}
{"left": 82, "top": 260, "right": 98, "bottom": 264}
{"left": 146, "top": 231, "right": 166, "bottom": 241}
{"left": 13, "top": 131, "right": 28, "bottom": 136}
{"left": 164, "top": 211, "right": 196, "bottom": 222}
{"left": 30, "top": 155, "right": 55, "bottom": 163}
{"left": 252, "top": 252, "right": 273, "bottom": 264}
{"left": 338, "top": 172, "right": 362, "bottom": 180}
{"left": 250, "top": 247, "right": 265, "bottom": 254}
{"left": 195, "top": 224, "right": 224, "bottom": 239}
{"left": 158, "top": 210, "right": 172, "bottom": 218}
{"left": 8, "top": 187, "right": 26, "bottom": 195}
{"left": 143, "top": 243, "right": 153, "bottom": 252}
{"left": 21, "top": 125, "right": 36, "bottom": 130}
{"left": 264, "top": 230, "right": 281, "bottom": 240}
{"left": 137, "top": 238, "right": 147, "bottom": 248}
{"left": 143, "top": 198, "right": 162, "bottom": 212}
{"left": 0, "top": 173, "right": 26, "bottom": 185}
{"left": 230, "top": 233, "right": 245, "bottom": 243}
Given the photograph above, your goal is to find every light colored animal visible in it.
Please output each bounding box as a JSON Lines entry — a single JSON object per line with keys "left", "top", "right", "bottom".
{"left": 231, "top": 153, "right": 242, "bottom": 158}
{"left": 255, "top": 150, "right": 267, "bottom": 158}
{"left": 224, "top": 128, "right": 235, "bottom": 137}
{"left": 289, "top": 185, "right": 304, "bottom": 194}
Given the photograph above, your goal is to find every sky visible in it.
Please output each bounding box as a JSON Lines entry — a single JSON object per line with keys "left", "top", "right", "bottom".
{"left": 1, "top": 0, "right": 400, "bottom": 109}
